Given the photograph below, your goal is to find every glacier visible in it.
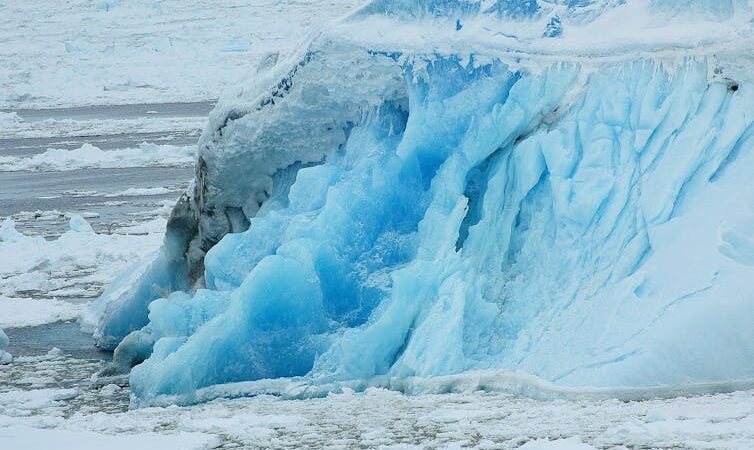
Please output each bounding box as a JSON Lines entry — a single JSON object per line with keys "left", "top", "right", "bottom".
{"left": 91, "top": 0, "right": 754, "bottom": 405}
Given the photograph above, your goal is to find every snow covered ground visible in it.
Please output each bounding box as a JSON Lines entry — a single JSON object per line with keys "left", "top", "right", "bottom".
{"left": 0, "top": 350, "right": 752, "bottom": 450}
{"left": 0, "top": 0, "right": 362, "bottom": 109}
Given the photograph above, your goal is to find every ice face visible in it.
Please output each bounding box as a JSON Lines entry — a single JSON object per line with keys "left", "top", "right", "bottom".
{"left": 93, "top": 0, "right": 754, "bottom": 405}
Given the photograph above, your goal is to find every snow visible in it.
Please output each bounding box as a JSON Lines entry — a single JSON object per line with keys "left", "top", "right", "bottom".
{"left": 105, "top": 187, "right": 177, "bottom": 197}
{"left": 338, "top": 0, "right": 754, "bottom": 62}
{"left": 0, "top": 388, "right": 80, "bottom": 416}
{"left": 0, "top": 370, "right": 752, "bottom": 449}
{"left": 0, "top": 143, "right": 195, "bottom": 172}
{"left": 0, "top": 426, "right": 217, "bottom": 450}
{"left": 518, "top": 438, "right": 596, "bottom": 450}
{"left": 0, "top": 216, "right": 164, "bottom": 305}
{"left": 0, "top": 112, "right": 22, "bottom": 126}
{"left": 59, "top": 188, "right": 182, "bottom": 199}
{"left": 0, "top": 297, "right": 82, "bottom": 329}
{"left": 2, "top": 116, "right": 207, "bottom": 140}
{"left": 0, "top": 0, "right": 364, "bottom": 109}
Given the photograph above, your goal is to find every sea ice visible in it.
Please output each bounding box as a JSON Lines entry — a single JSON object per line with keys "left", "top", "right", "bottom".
{"left": 0, "top": 379, "right": 752, "bottom": 449}
{"left": 0, "top": 143, "right": 195, "bottom": 172}
{"left": 0, "top": 425, "right": 217, "bottom": 450}
{"left": 518, "top": 438, "right": 596, "bottom": 450}
{"left": 0, "top": 216, "right": 163, "bottom": 307}
{"left": 0, "top": 297, "right": 81, "bottom": 329}
{"left": 0, "top": 0, "right": 363, "bottom": 108}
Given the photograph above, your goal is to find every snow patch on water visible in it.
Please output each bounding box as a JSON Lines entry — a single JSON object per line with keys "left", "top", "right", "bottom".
{"left": 1, "top": 116, "right": 206, "bottom": 139}
{"left": 0, "top": 425, "right": 217, "bottom": 450}
{"left": 0, "top": 297, "right": 82, "bottom": 329}
{"left": 0, "top": 216, "right": 163, "bottom": 303}
{"left": 0, "top": 143, "right": 195, "bottom": 172}
{"left": 519, "top": 438, "right": 597, "bottom": 450}
{"left": 105, "top": 187, "right": 176, "bottom": 197}
{"left": 0, "top": 112, "right": 22, "bottom": 126}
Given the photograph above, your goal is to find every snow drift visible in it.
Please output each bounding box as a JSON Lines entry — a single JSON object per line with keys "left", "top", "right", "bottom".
{"left": 92, "top": 0, "right": 754, "bottom": 405}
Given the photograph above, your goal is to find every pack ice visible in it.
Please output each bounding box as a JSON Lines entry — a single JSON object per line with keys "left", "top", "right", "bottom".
{"left": 90, "top": 0, "right": 754, "bottom": 405}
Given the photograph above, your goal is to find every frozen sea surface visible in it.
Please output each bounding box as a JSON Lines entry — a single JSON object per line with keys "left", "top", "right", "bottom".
{"left": 0, "top": 348, "right": 752, "bottom": 450}
{"left": 0, "top": 0, "right": 364, "bottom": 109}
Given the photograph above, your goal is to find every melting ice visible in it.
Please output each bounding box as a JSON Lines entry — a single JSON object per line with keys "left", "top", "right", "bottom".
{"left": 90, "top": 0, "right": 754, "bottom": 405}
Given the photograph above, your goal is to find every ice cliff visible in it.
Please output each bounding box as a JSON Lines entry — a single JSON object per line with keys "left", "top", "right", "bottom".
{"left": 91, "top": 0, "right": 754, "bottom": 405}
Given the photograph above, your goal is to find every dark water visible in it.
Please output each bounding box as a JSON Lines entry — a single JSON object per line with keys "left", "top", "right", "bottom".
{"left": 0, "top": 101, "right": 208, "bottom": 416}
{"left": 0, "top": 101, "right": 206, "bottom": 236}
{"left": 5, "top": 321, "right": 112, "bottom": 361}
{"left": 0, "top": 166, "right": 192, "bottom": 236}
{"left": 0, "top": 166, "right": 192, "bottom": 209}
{"left": 0, "top": 102, "right": 204, "bottom": 360}
{"left": 3, "top": 101, "right": 215, "bottom": 123}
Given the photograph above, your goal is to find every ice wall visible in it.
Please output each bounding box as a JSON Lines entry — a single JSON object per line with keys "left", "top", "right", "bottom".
{"left": 92, "top": 0, "right": 754, "bottom": 405}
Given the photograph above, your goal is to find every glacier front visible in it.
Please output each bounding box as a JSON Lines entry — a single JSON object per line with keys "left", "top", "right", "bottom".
{"left": 91, "top": 0, "right": 754, "bottom": 405}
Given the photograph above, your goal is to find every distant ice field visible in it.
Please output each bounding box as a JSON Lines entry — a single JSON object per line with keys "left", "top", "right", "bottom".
{"left": 0, "top": 0, "right": 363, "bottom": 109}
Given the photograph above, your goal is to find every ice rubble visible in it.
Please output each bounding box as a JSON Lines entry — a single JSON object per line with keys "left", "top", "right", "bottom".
{"left": 0, "top": 216, "right": 163, "bottom": 302}
{"left": 0, "top": 143, "right": 195, "bottom": 172}
{"left": 92, "top": 0, "right": 754, "bottom": 405}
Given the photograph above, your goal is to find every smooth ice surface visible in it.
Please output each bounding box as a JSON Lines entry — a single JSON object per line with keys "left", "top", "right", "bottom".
{"left": 0, "top": 425, "right": 217, "bottom": 450}
{"left": 519, "top": 439, "right": 597, "bottom": 450}
{"left": 95, "top": 0, "right": 754, "bottom": 405}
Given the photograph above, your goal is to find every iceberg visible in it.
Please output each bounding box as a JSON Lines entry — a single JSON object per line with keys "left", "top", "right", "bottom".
{"left": 92, "top": 0, "right": 754, "bottom": 405}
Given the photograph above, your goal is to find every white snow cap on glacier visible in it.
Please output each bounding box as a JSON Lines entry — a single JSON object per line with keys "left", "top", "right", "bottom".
{"left": 91, "top": 0, "right": 754, "bottom": 406}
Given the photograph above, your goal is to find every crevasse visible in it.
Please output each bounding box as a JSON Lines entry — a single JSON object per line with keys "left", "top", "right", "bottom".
{"left": 91, "top": 0, "right": 754, "bottom": 406}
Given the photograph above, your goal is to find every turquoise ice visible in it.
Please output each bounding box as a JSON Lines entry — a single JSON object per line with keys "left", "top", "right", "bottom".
{"left": 92, "top": 0, "right": 754, "bottom": 405}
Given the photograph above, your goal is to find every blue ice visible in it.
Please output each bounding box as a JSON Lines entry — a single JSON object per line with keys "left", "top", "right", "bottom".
{"left": 93, "top": 0, "right": 754, "bottom": 405}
